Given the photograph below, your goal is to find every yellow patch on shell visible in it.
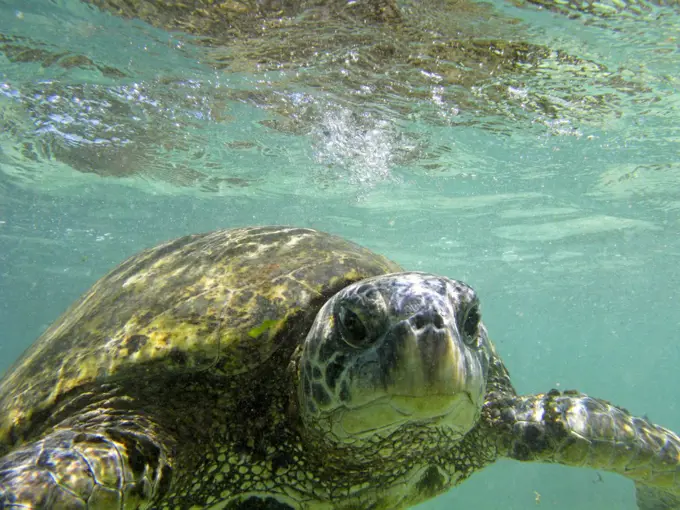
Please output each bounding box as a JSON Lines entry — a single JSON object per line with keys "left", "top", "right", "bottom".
{"left": 248, "top": 319, "right": 286, "bottom": 339}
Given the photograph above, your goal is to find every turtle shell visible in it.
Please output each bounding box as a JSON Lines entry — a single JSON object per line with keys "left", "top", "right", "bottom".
{"left": 0, "top": 226, "right": 402, "bottom": 448}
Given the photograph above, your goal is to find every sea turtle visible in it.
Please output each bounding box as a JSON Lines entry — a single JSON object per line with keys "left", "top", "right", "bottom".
{"left": 0, "top": 225, "right": 678, "bottom": 509}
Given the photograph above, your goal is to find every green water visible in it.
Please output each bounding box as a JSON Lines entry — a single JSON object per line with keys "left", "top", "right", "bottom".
{"left": 1, "top": 0, "right": 679, "bottom": 508}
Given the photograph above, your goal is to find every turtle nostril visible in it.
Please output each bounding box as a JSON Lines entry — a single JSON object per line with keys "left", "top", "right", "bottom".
{"left": 411, "top": 311, "right": 445, "bottom": 330}
{"left": 433, "top": 314, "right": 444, "bottom": 329}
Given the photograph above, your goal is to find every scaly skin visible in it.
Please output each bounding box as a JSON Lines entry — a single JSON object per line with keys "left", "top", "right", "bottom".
{"left": 484, "top": 389, "right": 680, "bottom": 509}
{"left": 0, "top": 408, "right": 173, "bottom": 509}
{"left": 3, "top": 390, "right": 680, "bottom": 509}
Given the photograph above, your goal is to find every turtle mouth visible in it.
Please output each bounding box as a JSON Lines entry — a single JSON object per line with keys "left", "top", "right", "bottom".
{"left": 389, "top": 392, "right": 476, "bottom": 418}
{"left": 330, "top": 391, "right": 478, "bottom": 440}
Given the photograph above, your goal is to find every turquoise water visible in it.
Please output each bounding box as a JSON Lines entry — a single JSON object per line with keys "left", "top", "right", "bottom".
{"left": 1, "top": 0, "right": 679, "bottom": 508}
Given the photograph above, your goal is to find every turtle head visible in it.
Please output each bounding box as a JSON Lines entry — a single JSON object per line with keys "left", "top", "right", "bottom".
{"left": 298, "top": 271, "right": 491, "bottom": 446}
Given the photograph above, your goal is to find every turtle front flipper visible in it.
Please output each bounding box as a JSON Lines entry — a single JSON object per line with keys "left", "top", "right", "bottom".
{"left": 485, "top": 389, "right": 680, "bottom": 509}
{"left": 636, "top": 484, "right": 680, "bottom": 510}
{"left": 0, "top": 416, "right": 174, "bottom": 508}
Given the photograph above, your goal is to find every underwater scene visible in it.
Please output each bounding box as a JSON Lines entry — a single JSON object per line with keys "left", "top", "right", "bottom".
{"left": 0, "top": 0, "right": 679, "bottom": 508}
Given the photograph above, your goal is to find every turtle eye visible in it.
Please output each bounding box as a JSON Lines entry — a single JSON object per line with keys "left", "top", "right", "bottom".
{"left": 337, "top": 307, "right": 369, "bottom": 348}
{"left": 461, "top": 305, "right": 480, "bottom": 346}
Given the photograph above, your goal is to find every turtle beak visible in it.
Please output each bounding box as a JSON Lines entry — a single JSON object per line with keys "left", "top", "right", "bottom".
{"left": 385, "top": 310, "right": 483, "bottom": 402}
